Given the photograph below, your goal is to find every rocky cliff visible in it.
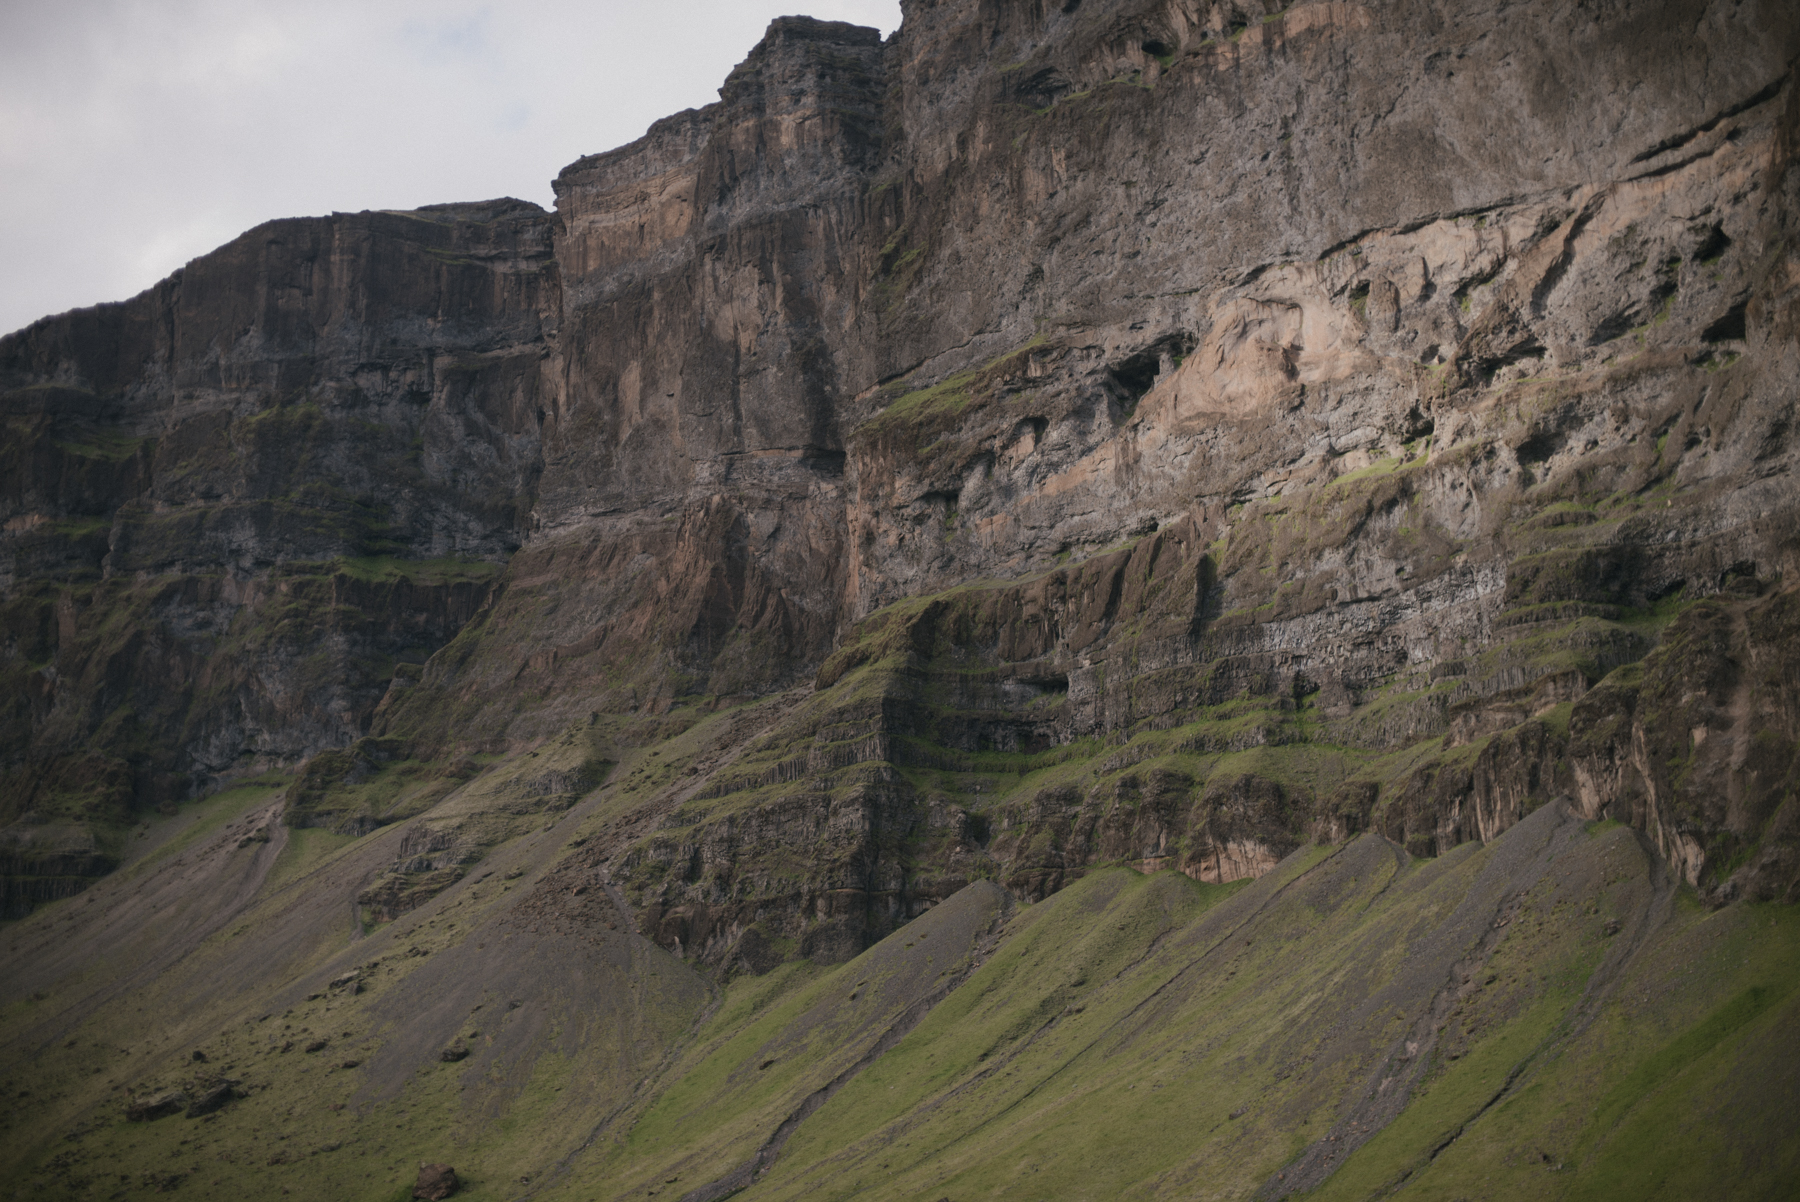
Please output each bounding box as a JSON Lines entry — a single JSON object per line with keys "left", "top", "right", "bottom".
{"left": 1, "top": 198, "right": 555, "bottom": 910}
{"left": 8, "top": 0, "right": 1797, "bottom": 928}
{"left": 3, "top": 2, "right": 1800, "bottom": 1197}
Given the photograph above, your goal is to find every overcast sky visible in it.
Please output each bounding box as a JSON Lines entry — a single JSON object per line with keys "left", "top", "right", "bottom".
{"left": 0, "top": 1, "right": 902, "bottom": 337}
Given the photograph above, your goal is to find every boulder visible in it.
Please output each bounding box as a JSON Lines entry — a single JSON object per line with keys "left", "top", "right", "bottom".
{"left": 184, "top": 1082, "right": 239, "bottom": 1118}
{"left": 126, "top": 1090, "right": 187, "bottom": 1121}
{"left": 413, "top": 1163, "right": 457, "bottom": 1199}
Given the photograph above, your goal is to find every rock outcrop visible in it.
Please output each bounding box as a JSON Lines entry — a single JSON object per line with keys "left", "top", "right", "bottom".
{"left": 7, "top": 6, "right": 1800, "bottom": 1194}
{"left": 1, "top": 200, "right": 552, "bottom": 890}
{"left": 2, "top": 0, "right": 1798, "bottom": 946}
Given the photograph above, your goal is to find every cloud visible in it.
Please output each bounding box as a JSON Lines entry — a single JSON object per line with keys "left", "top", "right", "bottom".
{"left": 0, "top": 0, "right": 901, "bottom": 337}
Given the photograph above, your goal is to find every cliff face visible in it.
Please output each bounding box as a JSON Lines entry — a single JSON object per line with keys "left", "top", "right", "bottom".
{"left": 5, "top": 1, "right": 1800, "bottom": 1197}
{"left": 5, "top": 1, "right": 1799, "bottom": 928}
{"left": 370, "top": 21, "right": 889, "bottom": 753}
{"left": 0, "top": 199, "right": 555, "bottom": 908}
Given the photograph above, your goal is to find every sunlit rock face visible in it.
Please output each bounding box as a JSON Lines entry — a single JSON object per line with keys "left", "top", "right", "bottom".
{"left": 2, "top": 0, "right": 1799, "bottom": 957}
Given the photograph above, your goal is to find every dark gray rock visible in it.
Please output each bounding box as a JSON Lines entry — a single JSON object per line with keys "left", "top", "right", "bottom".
{"left": 413, "top": 1163, "right": 458, "bottom": 1200}
{"left": 184, "top": 1081, "right": 238, "bottom": 1118}
{"left": 125, "top": 1090, "right": 187, "bottom": 1121}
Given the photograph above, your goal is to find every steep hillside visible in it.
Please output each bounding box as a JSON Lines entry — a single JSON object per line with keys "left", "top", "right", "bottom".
{"left": 3, "top": 798, "right": 1796, "bottom": 1200}
{"left": 3, "top": 0, "right": 1800, "bottom": 1198}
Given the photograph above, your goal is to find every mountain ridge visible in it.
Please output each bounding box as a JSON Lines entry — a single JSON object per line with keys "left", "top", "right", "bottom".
{"left": 3, "top": 1, "right": 1800, "bottom": 1197}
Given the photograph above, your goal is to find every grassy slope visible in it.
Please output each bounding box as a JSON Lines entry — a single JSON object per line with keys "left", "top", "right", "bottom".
{"left": 540, "top": 812, "right": 1800, "bottom": 1201}
{"left": 0, "top": 715, "right": 737, "bottom": 1202}
{"left": 4, "top": 781, "right": 1799, "bottom": 1201}
{"left": 1338, "top": 898, "right": 1800, "bottom": 1201}
{"left": 5, "top": 659, "right": 1798, "bottom": 1202}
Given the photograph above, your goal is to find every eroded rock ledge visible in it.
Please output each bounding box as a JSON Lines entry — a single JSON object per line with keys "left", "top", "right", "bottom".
{"left": 2, "top": 2, "right": 1798, "bottom": 948}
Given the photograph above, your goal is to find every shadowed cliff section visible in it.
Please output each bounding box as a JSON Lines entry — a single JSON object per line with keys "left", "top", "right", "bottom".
{"left": 0, "top": 200, "right": 554, "bottom": 900}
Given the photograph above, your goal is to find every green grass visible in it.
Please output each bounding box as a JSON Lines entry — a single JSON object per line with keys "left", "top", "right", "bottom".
{"left": 329, "top": 556, "right": 504, "bottom": 585}
{"left": 1310, "top": 986, "right": 1584, "bottom": 1199}
{"left": 12, "top": 803, "right": 1800, "bottom": 1202}
{"left": 1357, "top": 899, "right": 1800, "bottom": 1201}
{"left": 863, "top": 335, "right": 1050, "bottom": 437}
{"left": 1581, "top": 984, "right": 1779, "bottom": 1160}
{"left": 120, "top": 777, "right": 291, "bottom": 880}
{"left": 51, "top": 427, "right": 148, "bottom": 461}
{"left": 262, "top": 826, "right": 361, "bottom": 895}
{"left": 49, "top": 515, "right": 112, "bottom": 537}
{"left": 1324, "top": 453, "right": 1404, "bottom": 492}
{"left": 872, "top": 370, "right": 977, "bottom": 425}
{"left": 1615, "top": 590, "right": 1695, "bottom": 635}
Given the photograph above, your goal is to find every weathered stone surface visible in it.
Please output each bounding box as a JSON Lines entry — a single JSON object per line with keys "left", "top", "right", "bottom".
{"left": 0, "top": 200, "right": 552, "bottom": 900}
{"left": 413, "top": 1163, "right": 458, "bottom": 1200}
{"left": 125, "top": 1090, "right": 187, "bottom": 1121}
{"left": 1568, "top": 590, "right": 1800, "bottom": 902}
{"left": 5, "top": 12, "right": 1800, "bottom": 1199}
{"left": 183, "top": 1081, "right": 238, "bottom": 1118}
{"left": 1, "top": 1, "right": 1797, "bottom": 948}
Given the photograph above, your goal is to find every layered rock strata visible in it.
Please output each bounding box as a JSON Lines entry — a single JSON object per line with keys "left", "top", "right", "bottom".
{"left": 1, "top": 201, "right": 553, "bottom": 894}
{"left": 2, "top": 1, "right": 1798, "bottom": 948}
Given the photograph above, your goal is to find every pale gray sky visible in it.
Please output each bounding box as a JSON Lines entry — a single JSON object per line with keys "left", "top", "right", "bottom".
{"left": 0, "top": 1, "right": 901, "bottom": 337}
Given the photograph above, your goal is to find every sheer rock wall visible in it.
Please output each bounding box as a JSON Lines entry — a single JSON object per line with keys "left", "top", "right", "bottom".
{"left": 3, "top": 1, "right": 1799, "bottom": 937}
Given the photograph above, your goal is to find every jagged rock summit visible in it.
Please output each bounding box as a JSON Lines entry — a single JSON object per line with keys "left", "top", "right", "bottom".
{"left": 3, "top": 2, "right": 1800, "bottom": 1199}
